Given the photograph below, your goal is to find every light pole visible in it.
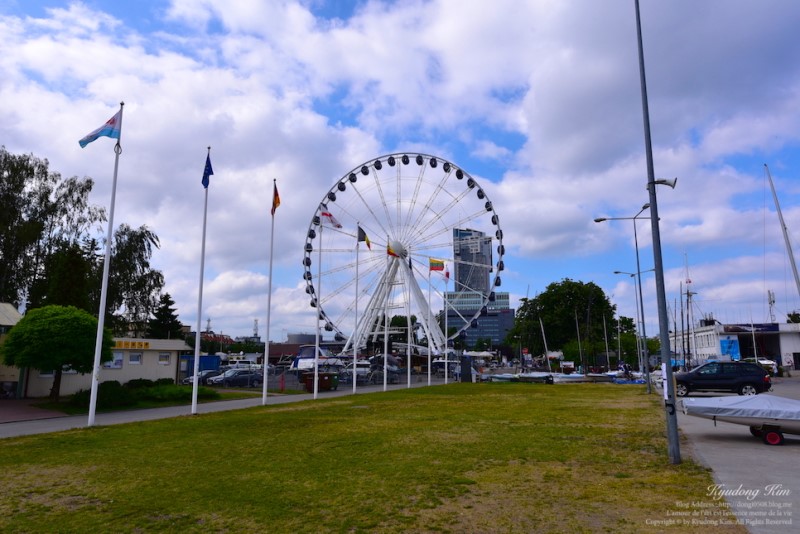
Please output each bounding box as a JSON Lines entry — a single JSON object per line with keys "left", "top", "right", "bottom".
{"left": 634, "top": 0, "right": 680, "bottom": 464}
{"left": 614, "top": 268, "right": 655, "bottom": 393}
{"left": 595, "top": 203, "right": 652, "bottom": 393}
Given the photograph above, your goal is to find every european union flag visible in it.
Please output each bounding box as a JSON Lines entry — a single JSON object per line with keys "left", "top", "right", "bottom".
{"left": 202, "top": 153, "right": 213, "bottom": 188}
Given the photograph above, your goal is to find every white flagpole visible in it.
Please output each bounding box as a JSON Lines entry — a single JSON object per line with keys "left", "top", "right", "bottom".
{"left": 406, "top": 270, "right": 411, "bottom": 389}
{"left": 353, "top": 228, "right": 360, "bottom": 394}
{"left": 444, "top": 266, "right": 449, "bottom": 385}
{"left": 314, "top": 224, "right": 322, "bottom": 399}
{"left": 87, "top": 102, "right": 124, "bottom": 428}
{"left": 191, "top": 146, "right": 211, "bottom": 415}
{"left": 262, "top": 179, "right": 278, "bottom": 404}
{"left": 383, "top": 237, "right": 389, "bottom": 392}
{"left": 427, "top": 268, "right": 431, "bottom": 386}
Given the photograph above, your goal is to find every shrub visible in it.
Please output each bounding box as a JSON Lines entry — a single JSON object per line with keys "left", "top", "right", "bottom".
{"left": 154, "top": 378, "right": 174, "bottom": 386}
{"left": 69, "top": 380, "right": 137, "bottom": 409}
{"left": 125, "top": 378, "right": 155, "bottom": 389}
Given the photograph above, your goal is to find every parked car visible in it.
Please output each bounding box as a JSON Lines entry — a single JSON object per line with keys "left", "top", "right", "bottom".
{"left": 208, "top": 369, "right": 263, "bottom": 387}
{"left": 674, "top": 361, "right": 771, "bottom": 397}
{"left": 181, "top": 369, "right": 221, "bottom": 386}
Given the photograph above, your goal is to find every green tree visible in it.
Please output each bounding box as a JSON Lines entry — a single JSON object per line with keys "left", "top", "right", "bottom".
{"left": 0, "top": 305, "right": 113, "bottom": 401}
{"left": 146, "top": 293, "right": 184, "bottom": 339}
{"left": 510, "top": 279, "right": 616, "bottom": 368}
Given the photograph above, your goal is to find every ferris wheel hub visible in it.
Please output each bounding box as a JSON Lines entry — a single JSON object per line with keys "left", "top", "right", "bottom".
{"left": 388, "top": 239, "right": 407, "bottom": 258}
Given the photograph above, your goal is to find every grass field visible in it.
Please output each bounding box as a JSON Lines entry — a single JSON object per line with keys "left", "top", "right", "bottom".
{"left": 0, "top": 383, "right": 747, "bottom": 533}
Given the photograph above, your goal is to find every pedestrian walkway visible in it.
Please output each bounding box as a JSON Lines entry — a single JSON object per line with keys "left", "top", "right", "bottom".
{"left": 674, "top": 374, "right": 800, "bottom": 534}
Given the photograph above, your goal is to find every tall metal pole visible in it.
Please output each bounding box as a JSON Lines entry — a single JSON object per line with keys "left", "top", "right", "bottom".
{"left": 632, "top": 215, "right": 652, "bottom": 393}
{"left": 634, "top": 0, "right": 680, "bottom": 463}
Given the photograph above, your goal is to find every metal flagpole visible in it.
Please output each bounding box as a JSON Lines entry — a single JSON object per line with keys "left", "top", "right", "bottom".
{"left": 191, "top": 147, "right": 212, "bottom": 415}
{"left": 314, "top": 225, "right": 322, "bottom": 399}
{"left": 383, "top": 238, "right": 389, "bottom": 392}
{"left": 87, "top": 102, "right": 124, "bottom": 427}
{"left": 427, "top": 268, "right": 432, "bottom": 386}
{"left": 444, "top": 266, "right": 449, "bottom": 385}
{"left": 262, "top": 179, "right": 278, "bottom": 404}
{"left": 406, "top": 271, "right": 412, "bottom": 388}
{"left": 353, "top": 227, "right": 360, "bottom": 394}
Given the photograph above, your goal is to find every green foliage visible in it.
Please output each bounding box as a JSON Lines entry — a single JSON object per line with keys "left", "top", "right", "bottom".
{"left": 69, "top": 381, "right": 136, "bottom": 410}
{"left": 124, "top": 378, "right": 155, "bottom": 389}
{"left": 0, "top": 305, "right": 112, "bottom": 373}
{"left": 510, "top": 279, "right": 617, "bottom": 360}
{"left": 69, "top": 381, "right": 219, "bottom": 409}
{"left": 146, "top": 293, "right": 184, "bottom": 339}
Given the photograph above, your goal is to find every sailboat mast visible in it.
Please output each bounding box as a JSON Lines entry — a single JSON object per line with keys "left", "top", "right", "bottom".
{"left": 765, "top": 164, "right": 800, "bottom": 301}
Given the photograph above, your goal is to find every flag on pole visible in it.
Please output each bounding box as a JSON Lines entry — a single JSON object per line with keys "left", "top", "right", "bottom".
{"left": 429, "top": 258, "right": 444, "bottom": 271}
{"left": 387, "top": 243, "right": 399, "bottom": 257}
{"left": 357, "top": 226, "right": 371, "bottom": 249}
{"left": 445, "top": 265, "right": 450, "bottom": 281}
{"left": 202, "top": 153, "right": 213, "bottom": 188}
{"left": 79, "top": 109, "right": 122, "bottom": 148}
{"left": 271, "top": 181, "right": 281, "bottom": 215}
{"left": 320, "top": 210, "right": 342, "bottom": 228}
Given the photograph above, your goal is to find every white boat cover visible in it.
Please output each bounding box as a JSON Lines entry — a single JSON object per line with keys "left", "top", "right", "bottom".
{"left": 682, "top": 394, "right": 800, "bottom": 422}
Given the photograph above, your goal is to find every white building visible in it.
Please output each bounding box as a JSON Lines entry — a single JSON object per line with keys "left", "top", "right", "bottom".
{"left": 670, "top": 319, "right": 800, "bottom": 371}
{"left": 20, "top": 337, "right": 191, "bottom": 398}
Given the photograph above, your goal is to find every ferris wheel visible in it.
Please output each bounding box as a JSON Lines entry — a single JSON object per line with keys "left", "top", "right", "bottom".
{"left": 302, "top": 152, "right": 505, "bottom": 356}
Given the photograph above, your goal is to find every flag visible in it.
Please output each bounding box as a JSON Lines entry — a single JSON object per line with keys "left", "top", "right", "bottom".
{"left": 320, "top": 211, "right": 342, "bottom": 228}
{"left": 445, "top": 266, "right": 450, "bottom": 282}
{"left": 429, "top": 258, "right": 444, "bottom": 271}
{"left": 271, "top": 182, "right": 281, "bottom": 215}
{"left": 387, "top": 243, "right": 399, "bottom": 257}
{"left": 202, "top": 153, "right": 213, "bottom": 188}
{"left": 357, "top": 226, "right": 371, "bottom": 250}
{"left": 79, "top": 109, "right": 122, "bottom": 148}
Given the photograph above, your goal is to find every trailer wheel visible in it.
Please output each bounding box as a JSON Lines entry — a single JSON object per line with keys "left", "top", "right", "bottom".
{"left": 749, "top": 426, "right": 763, "bottom": 438}
{"left": 762, "top": 430, "right": 785, "bottom": 446}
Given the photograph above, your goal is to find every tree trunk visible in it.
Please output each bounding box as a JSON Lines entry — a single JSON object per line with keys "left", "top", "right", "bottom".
{"left": 49, "top": 368, "right": 63, "bottom": 402}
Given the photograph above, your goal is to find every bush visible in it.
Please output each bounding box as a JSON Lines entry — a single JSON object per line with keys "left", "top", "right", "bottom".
{"left": 154, "top": 378, "right": 174, "bottom": 386}
{"left": 69, "top": 380, "right": 137, "bottom": 409}
{"left": 125, "top": 378, "right": 155, "bottom": 389}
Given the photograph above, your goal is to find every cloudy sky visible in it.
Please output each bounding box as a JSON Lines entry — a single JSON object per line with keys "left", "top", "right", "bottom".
{"left": 3, "top": 0, "right": 800, "bottom": 346}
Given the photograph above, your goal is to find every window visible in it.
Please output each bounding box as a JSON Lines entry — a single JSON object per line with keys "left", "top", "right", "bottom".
{"left": 129, "top": 352, "right": 142, "bottom": 365}
{"left": 104, "top": 351, "right": 124, "bottom": 369}
{"left": 158, "top": 352, "right": 170, "bottom": 365}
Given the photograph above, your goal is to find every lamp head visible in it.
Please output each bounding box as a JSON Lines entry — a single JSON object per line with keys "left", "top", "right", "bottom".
{"left": 593, "top": 217, "right": 607, "bottom": 223}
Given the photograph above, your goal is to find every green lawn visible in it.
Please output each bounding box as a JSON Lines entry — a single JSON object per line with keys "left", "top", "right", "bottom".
{"left": 0, "top": 383, "right": 746, "bottom": 533}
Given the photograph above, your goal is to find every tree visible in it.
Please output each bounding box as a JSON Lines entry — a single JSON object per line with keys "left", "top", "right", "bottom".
{"left": 0, "top": 305, "right": 113, "bottom": 401}
{"left": 510, "top": 279, "right": 616, "bottom": 368}
{"left": 146, "top": 293, "right": 184, "bottom": 339}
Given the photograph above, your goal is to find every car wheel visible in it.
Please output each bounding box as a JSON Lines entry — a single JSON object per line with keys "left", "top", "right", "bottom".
{"left": 749, "top": 426, "right": 763, "bottom": 438}
{"left": 675, "top": 383, "right": 689, "bottom": 397}
{"left": 739, "top": 383, "right": 758, "bottom": 396}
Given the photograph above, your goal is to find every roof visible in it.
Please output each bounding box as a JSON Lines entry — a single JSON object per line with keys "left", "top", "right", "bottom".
{"left": 0, "top": 303, "right": 22, "bottom": 327}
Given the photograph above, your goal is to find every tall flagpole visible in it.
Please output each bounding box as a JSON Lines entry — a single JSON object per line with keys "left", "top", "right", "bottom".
{"left": 444, "top": 265, "right": 449, "bottom": 385}
{"left": 262, "top": 179, "right": 278, "bottom": 404}
{"left": 383, "top": 237, "right": 389, "bottom": 392}
{"left": 353, "top": 226, "right": 360, "bottom": 394}
{"left": 314, "top": 224, "right": 322, "bottom": 399}
{"left": 427, "top": 268, "right": 432, "bottom": 386}
{"left": 192, "top": 147, "right": 212, "bottom": 415}
{"left": 87, "top": 102, "right": 124, "bottom": 427}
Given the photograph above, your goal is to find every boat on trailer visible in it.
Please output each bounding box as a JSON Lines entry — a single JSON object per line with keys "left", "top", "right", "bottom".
{"left": 681, "top": 394, "right": 800, "bottom": 446}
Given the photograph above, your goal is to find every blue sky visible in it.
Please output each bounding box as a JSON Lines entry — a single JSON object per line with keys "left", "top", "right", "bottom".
{"left": 3, "top": 0, "right": 800, "bottom": 345}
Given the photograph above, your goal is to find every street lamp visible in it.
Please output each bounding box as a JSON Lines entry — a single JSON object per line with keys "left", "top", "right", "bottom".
{"left": 634, "top": 0, "right": 680, "bottom": 464}
{"left": 614, "top": 268, "right": 655, "bottom": 393}
{"left": 595, "top": 203, "right": 652, "bottom": 393}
